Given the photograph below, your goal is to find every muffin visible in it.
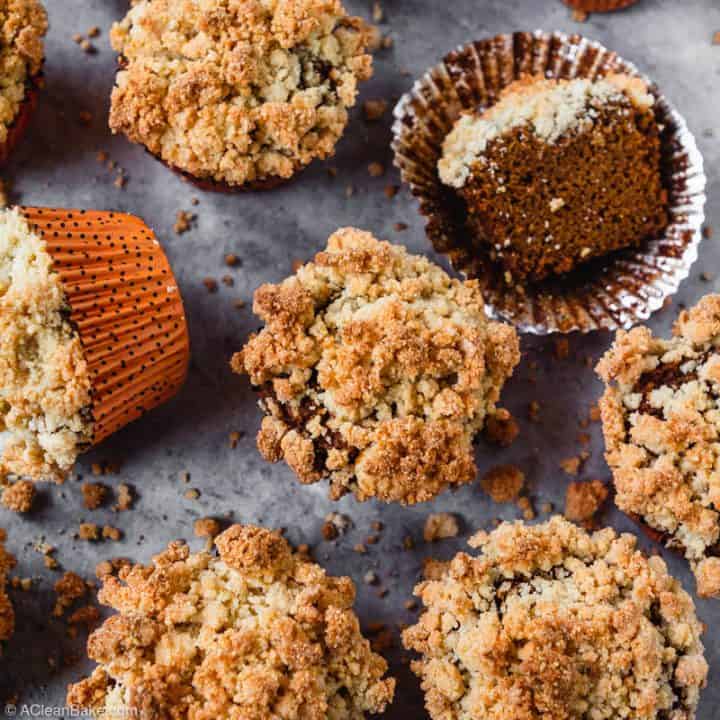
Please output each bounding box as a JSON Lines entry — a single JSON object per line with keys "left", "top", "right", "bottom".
{"left": 109, "top": 0, "right": 373, "bottom": 191}
{"left": 67, "top": 524, "right": 396, "bottom": 719}
{"left": 563, "top": 0, "right": 639, "bottom": 11}
{"left": 233, "top": 228, "right": 520, "bottom": 505}
{"left": 0, "top": 0, "right": 47, "bottom": 165}
{"left": 439, "top": 73, "right": 668, "bottom": 283}
{"left": 403, "top": 516, "right": 708, "bottom": 720}
{"left": 597, "top": 293, "right": 720, "bottom": 598}
{"left": 0, "top": 207, "right": 189, "bottom": 482}
{"left": 0, "top": 529, "right": 14, "bottom": 655}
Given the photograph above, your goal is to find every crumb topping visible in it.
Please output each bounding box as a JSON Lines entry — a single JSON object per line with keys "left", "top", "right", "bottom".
{"left": 403, "top": 516, "right": 707, "bottom": 720}
{"left": 67, "top": 524, "right": 395, "bottom": 719}
{"left": 233, "top": 228, "right": 520, "bottom": 504}
{"left": 0, "top": 0, "right": 46, "bottom": 143}
{"left": 597, "top": 293, "right": 720, "bottom": 598}
{"left": 0, "top": 208, "right": 93, "bottom": 482}
{"left": 109, "top": 0, "right": 372, "bottom": 186}
{"left": 0, "top": 528, "right": 14, "bottom": 651}
{"left": 439, "top": 73, "right": 654, "bottom": 188}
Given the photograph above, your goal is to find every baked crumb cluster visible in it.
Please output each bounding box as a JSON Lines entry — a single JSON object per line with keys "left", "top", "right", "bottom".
{"left": 233, "top": 228, "right": 520, "bottom": 504}
{"left": 403, "top": 516, "right": 707, "bottom": 720}
{"left": 67, "top": 525, "right": 395, "bottom": 719}
{"left": 0, "top": 528, "right": 14, "bottom": 654}
{"left": 0, "top": 0, "right": 47, "bottom": 144}
{"left": 109, "top": 0, "right": 372, "bottom": 186}
{"left": 597, "top": 294, "right": 720, "bottom": 598}
{"left": 0, "top": 208, "right": 93, "bottom": 482}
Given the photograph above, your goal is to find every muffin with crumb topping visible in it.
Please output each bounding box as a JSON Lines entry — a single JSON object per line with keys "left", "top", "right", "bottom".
{"left": 0, "top": 0, "right": 47, "bottom": 164}
{"left": 439, "top": 73, "right": 667, "bottom": 283}
{"left": 67, "top": 524, "right": 396, "bottom": 719}
{"left": 233, "top": 228, "right": 520, "bottom": 505}
{"left": 109, "top": 0, "right": 373, "bottom": 190}
{"left": 598, "top": 293, "right": 720, "bottom": 598}
{"left": 403, "top": 516, "right": 708, "bottom": 720}
{"left": 0, "top": 528, "right": 14, "bottom": 656}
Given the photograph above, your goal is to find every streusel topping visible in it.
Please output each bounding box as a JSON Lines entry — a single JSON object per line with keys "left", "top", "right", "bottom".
{"left": 109, "top": 0, "right": 372, "bottom": 186}
{"left": 597, "top": 293, "right": 720, "bottom": 598}
{"left": 0, "top": 0, "right": 46, "bottom": 144}
{"left": 403, "top": 516, "right": 707, "bottom": 720}
{"left": 67, "top": 525, "right": 395, "bottom": 719}
{"left": 233, "top": 228, "right": 520, "bottom": 504}
{"left": 0, "top": 208, "right": 93, "bottom": 482}
{"left": 0, "top": 528, "right": 14, "bottom": 652}
{"left": 439, "top": 73, "right": 654, "bottom": 188}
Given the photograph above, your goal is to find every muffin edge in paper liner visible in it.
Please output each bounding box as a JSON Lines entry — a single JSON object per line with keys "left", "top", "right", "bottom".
{"left": 562, "top": 0, "right": 639, "bottom": 12}
{"left": 21, "top": 207, "right": 190, "bottom": 446}
{"left": 391, "top": 31, "right": 706, "bottom": 334}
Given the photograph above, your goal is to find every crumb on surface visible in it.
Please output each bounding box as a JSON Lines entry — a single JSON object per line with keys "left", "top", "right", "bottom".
{"left": 1, "top": 479, "right": 35, "bottom": 513}
{"left": 81, "top": 482, "right": 107, "bottom": 510}
{"left": 564, "top": 479, "right": 608, "bottom": 525}
{"left": 483, "top": 409, "right": 519, "bottom": 447}
{"left": 480, "top": 464, "right": 525, "bottom": 503}
{"left": 193, "top": 516, "right": 221, "bottom": 539}
{"left": 423, "top": 513, "right": 460, "bottom": 542}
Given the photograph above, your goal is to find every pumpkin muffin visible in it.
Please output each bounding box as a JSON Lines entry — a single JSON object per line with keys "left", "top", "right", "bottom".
{"left": 109, "top": 0, "right": 373, "bottom": 190}
{"left": 0, "top": 528, "right": 14, "bottom": 656}
{"left": 597, "top": 293, "right": 720, "bottom": 598}
{"left": 439, "top": 73, "right": 668, "bottom": 283}
{"left": 403, "top": 516, "right": 708, "bottom": 720}
{"left": 0, "top": 0, "right": 47, "bottom": 164}
{"left": 67, "top": 524, "right": 396, "bottom": 719}
{"left": 0, "top": 207, "right": 189, "bottom": 482}
{"left": 233, "top": 228, "right": 520, "bottom": 505}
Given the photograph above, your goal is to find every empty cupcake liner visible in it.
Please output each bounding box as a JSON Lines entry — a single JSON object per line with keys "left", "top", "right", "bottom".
{"left": 392, "top": 31, "right": 706, "bottom": 334}
{"left": 562, "top": 0, "right": 639, "bottom": 11}
{"left": 21, "top": 207, "right": 190, "bottom": 445}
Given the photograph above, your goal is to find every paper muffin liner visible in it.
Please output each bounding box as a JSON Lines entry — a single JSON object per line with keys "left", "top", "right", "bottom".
{"left": 0, "top": 77, "right": 41, "bottom": 166}
{"left": 21, "top": 207, "right": 190, "bottom": 445}
{"left": 392, "top": 31, "right": 706, "bottom": 334}
{"left": 562, "top": 0, "right": 639, "bottom": 11}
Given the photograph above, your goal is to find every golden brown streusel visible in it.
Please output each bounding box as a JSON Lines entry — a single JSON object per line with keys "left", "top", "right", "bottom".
{"left": 1, "top": 478, "right": 34, "bottom": 512}
{"left": 233, "top": 228, "right": 520, "bottom": 504}
{"left": 403, "top": 516, "right": 707, "bottom": 720}
{"left": 597, "top": 293, "right": 720, "bottom": 597}
{"left": 564, "top": 479, "right": 608, "bottom": 525}
{"left": 0, "top": 208, "right": 93, "bottom": 481}
{"left": 423, "top": 513, "right": 460, "bottom": 542}
{"left": 109, "top": 0, "right": 372, "bottom": 187}
{"left": 0, "top": 0, "right": 46, "bottom": 144}
{"left": 67, "top": 524, "right": 395, "bottom": 719}
{"left": 0, "top": 528, "right": 15, "bottom": 651}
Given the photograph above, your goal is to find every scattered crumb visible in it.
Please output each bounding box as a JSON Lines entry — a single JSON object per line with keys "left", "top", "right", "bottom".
{"left": 87, "top": 26, "right": 100, "bottom": 38}
{"left": 565, "top": 480, "right": 609, "bottom": 525}
{"left": 224, "top": 253, "right": 240, "bottom": 267}
{"left": 481, "top": 464, "right": 525, "bottom": 503}
{"left": 113, "top": 173, "right": 126, "bottom": 189}
{"left": 554, "top": 338, "right": 570, "bottom": 360}
{"left": 384, "top": 184, "right": 399, "bottom": 199}
{"left": 517, "top": 495, "right": 535, "bottom": 521}
{"left": 540, "top": 502, "right": 553, "bottom": 514}
{"left": 81, "top": 482, "right": 107, "bottom": 510}
{"left": 67, "top": 604, "right": 100, "bottom": 628}
{"left": 572, "top": 8, "right": 588, "bottom": 22}
{"left": 589, "top": 403, "right": 601, "bottom": 423}
{"left": 114, "top": 483, "right": 133, "bottom": 512}
{"left": 368, "top": 161, "right": 385, "bottom": 177}
{"left": 560, "top": 456, "right": 583, "bottom": 476}
{"left": 202, "top": 277, "right": 218, "bottom": 293}
{"left": 423, "top": 513, "right": 460, "bottom": 542}
{"left": 713, "top": 31, "right": 720, "bottom": 45}
{"left": 80, "top": 38, "right": 95, "bottom": 54}
{"left": 483, "top": 409, "right": 519, "bottom": 447}
{"left": 222, "top": 275, "right": 234, "bottom": 287}
{"left": 372, "top": 1, "right": 383, "bottom": 22}
{"left": 78, "top": 523, "right": 100, "bottom": 541}
{"left": 102, "top": 526, "right": 122, "bottom": 541}
{"left": 78, "top": 110, "right": 93, "bottom": 126}
{"left": 228, "top": 431, "right": 242, "bottom": 449}
{"left": 1, "top": 480, "right": 35, "bottom": 513}
{"left": 402, "top": 535, "right": 415, "bottom": 551}
{"left": 174, "top": 210, "right": 195, "bottom": 234}
{"left": 72, "top": 33, "right": 83, "bottom": 44}
{"left": 184, "top": 488, "right": 200, "bottom": 501}
{"left": 701, "top": 272, "right": 713, "bottom": 282}
{"left": 53, "top": 572, "right": 87, "bottom": 617}
{"left": 353, "top": 543, "right": 367, "bottom": 554}
{"left": 194, "top": 517, "right": 221, "bottom": 539}
{"left": 364, "top": 571, "right": 379, "bottom": 585}
{"left": 528, "top": 400, "right": 541, "bottom": 422}
{"left": 703, "top": 225, "right": 714, "bottom": 239}
{"left": 404, "top": 599, "right": 417, "bottom": 611}
{"left": 95, "top": 557, "right": 131, "bottom": 580}
{"left": 393, "top": 222, "right": 408, "bottom": 232}
{"left": 233, "top": 299, "right": 246, "bottom": 309}
{"left": 363, "top": 98, "right": 388, "bottom": 121}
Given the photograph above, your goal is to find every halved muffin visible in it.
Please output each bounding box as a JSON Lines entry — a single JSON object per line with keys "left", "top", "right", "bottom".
{"left": 403, "top": 516, "right": 708, "bottom": 719}
{"left": 0, "top": 207, "right": 189, "bottom": 482}
{"left": 67, "top": 524, "right": 396, "bottom": 719}
{"left": 439, "top": 73, "right": 668, "bottom": 283}
{"left": 233, "top": 228, "right": 520, "bottom": 504}
{"left": 597, "top": 294, "right": 720, "bottom": 597}
{"left": 109, "top": 0, "right": 373, "bottom": 190}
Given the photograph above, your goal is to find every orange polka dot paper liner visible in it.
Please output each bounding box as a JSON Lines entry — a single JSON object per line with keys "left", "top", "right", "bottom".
{"left": 21, "top": 207, "right": 190, "bottom": 445}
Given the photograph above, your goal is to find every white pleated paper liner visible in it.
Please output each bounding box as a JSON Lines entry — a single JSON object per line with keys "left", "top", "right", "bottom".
{"left": 392, "top": 31, "right": 706, "bottom": 334}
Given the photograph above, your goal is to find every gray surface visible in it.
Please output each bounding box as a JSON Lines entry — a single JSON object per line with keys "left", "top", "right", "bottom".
{"left": 1, "top": 0, "right": 719, "bottom": 716}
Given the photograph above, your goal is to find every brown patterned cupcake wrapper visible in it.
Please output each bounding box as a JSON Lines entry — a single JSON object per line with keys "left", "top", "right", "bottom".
{"left": 392, "top": 31, "right": 706, "bottom": 334}
{"left": 563, "top": 0, "right": 639, "bottom": 11}
{"left": 21, "top": 207, "right": 190, "bottom": 444}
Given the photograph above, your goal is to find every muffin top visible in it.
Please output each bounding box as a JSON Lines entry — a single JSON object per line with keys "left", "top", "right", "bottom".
{"left": 439, "top": 73, "right": 654, "bottom": 189}
{"left": 402, "top": 516, "right": 707, "bottom": 720}
{"left": 0, "top": 0, "right": 47, "bottom": 144}
{"left": 67, "top": 525, "right": 395, "bottom": 719}
{"left": 0, "top": 528, "right": 15, "bottom": 653}
{"left": 233, "top": 228, "right": 520, "bottom": 504}
{"left": 0, "top": 208, "right": 93, "bottom": 482}
{"left": 597, "top": 294, "right": 720, "bottom": 598}
{"left": 109, "top": 0, "right": 373, "bottom": 187}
